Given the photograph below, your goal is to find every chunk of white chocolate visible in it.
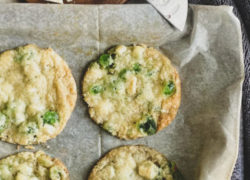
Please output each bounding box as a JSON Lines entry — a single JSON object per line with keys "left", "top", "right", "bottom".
{"left": 126, "top": 76, "right": 137, "bottom": 96}
{"left": 138, "top": 161, "right": 159, "bottom": 179}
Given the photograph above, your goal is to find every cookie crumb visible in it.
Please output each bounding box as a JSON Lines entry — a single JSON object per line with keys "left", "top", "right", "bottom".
{"left": 25, "top": 145, "right": 35, "bottom": 150}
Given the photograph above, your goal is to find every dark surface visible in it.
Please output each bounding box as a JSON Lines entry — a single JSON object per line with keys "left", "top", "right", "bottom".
{"left": 127, "top": 0, "right": 249, "bottom": 179}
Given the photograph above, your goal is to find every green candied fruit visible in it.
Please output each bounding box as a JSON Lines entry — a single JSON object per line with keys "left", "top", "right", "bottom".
{"left": 26, "top": 122, "right": 38, "bottom": 134}
{"left": 108, "top": 79, "right": 120, "bottom": 92}
{"left": 169, "top": 161, "right": 184, "bottom": 180}
{"left": 98, "top": 54, "right": 114, "bottom": 68}
{"left": 43, "top": 111, "right": 59, "bottom": 125}
{"left": 49, "top": 166, "right": 65, "bottom": 180}
{"left": 133, "top": 63, "right": 141, "bottom": 73}
{"left": 147, "top": 70, "right": 154, "bottom": 77}
{"left": 14, "top": 47, "right": 34, "bottom": 62}
{"left": 163, "top": 81, "right": 176, "bottom": 96}
{"left": 90, "top": 85, "right": 103, "bottom": 94}
{"left": 27, "top": 126, "right": 35, "bottom": 134}
{"left": 118, "top": 69, "right": 128, "bottom": 80}
{"left": 18, "top": 121, "right": 38, "bottom": 135}
{"left": 139, "top": 115, "right": 157, "bottom": 135}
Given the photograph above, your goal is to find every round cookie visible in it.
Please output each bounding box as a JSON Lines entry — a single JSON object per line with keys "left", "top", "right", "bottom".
{"left": 88, "top": 145, "right": 183, "bottom": 180}
{"left": 83, "top": 45, "right": 181, "bottom": 139}
{"left": 0, "top": 151, "right": 69, "bottom": 180}
{"left": 0, "top": 44, "right": 77, "bottom": 145}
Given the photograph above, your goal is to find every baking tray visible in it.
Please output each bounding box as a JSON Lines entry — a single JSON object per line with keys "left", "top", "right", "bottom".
{"left": 0, "top": 4, "right": 244, "bottom": 180}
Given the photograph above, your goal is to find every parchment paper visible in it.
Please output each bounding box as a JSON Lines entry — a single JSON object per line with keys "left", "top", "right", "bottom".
{"left": 0, "top": 4, "right": 244, "bottom": 180}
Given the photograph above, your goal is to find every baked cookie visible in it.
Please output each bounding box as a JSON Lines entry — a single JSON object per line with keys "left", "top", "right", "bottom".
{"left": 88, "top": 145, "right": 183, "bottom": 180}
{"left": 0, "top": 44, "right": 77, "bottom": 145}
{"left": 83, "top": 45, "right": 181, "bottom": 139}
{"left": 0, "top": 151, "right": 69, "bottom": 180}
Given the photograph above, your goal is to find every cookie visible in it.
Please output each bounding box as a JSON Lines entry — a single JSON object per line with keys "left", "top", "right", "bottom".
{"left": 89, "top": 145, "right": 183, "bottom": 180}
{"left": 0, "top": 44, "right": 77, "bottom": 145}
{"left": 83, "top": 45, "right": 181, "bottom": 139}
{"left": 0, "top": 151, "right": 69, "bottom": 180}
